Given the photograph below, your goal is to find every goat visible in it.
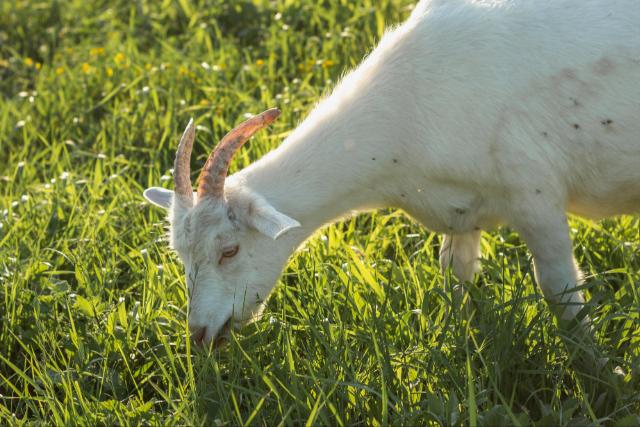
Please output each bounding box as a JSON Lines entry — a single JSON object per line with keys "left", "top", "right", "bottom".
{"left": 144, "top": 0, "right": 640, "bottom": 346}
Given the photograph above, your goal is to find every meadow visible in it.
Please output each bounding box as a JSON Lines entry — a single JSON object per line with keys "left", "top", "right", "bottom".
{"left": 1, "top": 0, "right": 639, "bottom": 424}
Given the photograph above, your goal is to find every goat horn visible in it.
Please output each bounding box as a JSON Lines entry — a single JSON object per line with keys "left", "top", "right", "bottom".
{"left": 173, "top": 118, "right": 196, "bottom": 207}
{"left": 197, "top": 108, "right": 280, "bottom": 200}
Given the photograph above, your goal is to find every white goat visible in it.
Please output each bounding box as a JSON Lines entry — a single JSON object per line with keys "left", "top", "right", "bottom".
{"left": 144, "top": 0, "right": 640, "bottom": 346}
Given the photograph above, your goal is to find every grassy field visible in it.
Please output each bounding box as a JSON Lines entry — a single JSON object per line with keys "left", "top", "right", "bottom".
{"left": 1, "top": 0, "right": 639, "bottom": 425}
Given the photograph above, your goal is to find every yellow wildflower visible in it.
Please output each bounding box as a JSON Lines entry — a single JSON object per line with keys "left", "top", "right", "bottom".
{"left": 255, "top": 59, "right": 265, "bottom": 67}
{"left": 321, "top": 59, "right": 334, "bottom": 69}
{"left": 199, "top": 99, "right": 208, "bottom": 106}
{"left": 24, "top": 57, "right": 34, "bottom": 67}
{"left": 145, "top": 63, "right": 152, "bottom": 71}
{"left": 298, "top": 59, "right": 315, "bottom": 73}
{"left": 114, "top": 53, "right": 125, "bottom": 65}
{"left": 81, "top": 62, "right": 91, "bottom": 74}
{"left": 106, "top": 67, "right": 113, "bottom": 77}
{"left": 178, "top": 65, "right": 188, "bottom": 76}
{"left": 55, "top": 67, "right": 65, "bottom": 75}
{"left": 35, "top": 62, "right": 42, "bottom": 70}
{"left": 90, "top": 47, "right": 105, "bottom": 57}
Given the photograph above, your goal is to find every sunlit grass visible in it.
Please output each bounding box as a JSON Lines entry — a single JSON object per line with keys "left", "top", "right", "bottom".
{"left": 1, "top": 0, "right": 639, "bottom": 424}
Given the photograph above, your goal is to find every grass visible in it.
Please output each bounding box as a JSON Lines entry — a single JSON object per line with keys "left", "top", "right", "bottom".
{"left": 1, "top": 0, "right": 639, "bottom": 424}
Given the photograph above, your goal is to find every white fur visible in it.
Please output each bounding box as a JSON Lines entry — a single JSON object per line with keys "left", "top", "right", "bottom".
{"left": 145, "top": 0, "right": 640, "bottom": 344}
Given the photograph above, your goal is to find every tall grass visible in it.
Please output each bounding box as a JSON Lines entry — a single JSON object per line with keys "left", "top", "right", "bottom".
{"left": 1, "top": 0, "right": 639, "bottom": 424}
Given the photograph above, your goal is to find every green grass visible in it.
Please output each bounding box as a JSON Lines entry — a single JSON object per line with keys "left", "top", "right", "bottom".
{"left": 1, "top": 0, "right": 639, "bottom": 425}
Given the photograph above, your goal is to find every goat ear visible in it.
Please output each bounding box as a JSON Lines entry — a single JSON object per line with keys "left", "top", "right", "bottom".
{"left": 245, "top": 198, "right": 301, "bottom": 240}
{"left": 143, "top": 187, "right": 174, "bottom": 209}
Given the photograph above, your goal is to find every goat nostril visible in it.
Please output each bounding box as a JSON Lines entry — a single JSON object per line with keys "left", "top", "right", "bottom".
{"left": 191, "top": 326, "right": 206, "bottom": 345}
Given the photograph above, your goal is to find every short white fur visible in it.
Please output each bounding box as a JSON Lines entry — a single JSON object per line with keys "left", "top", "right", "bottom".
{"left": 145, "top": 0, "right": 640, "bottom": 345}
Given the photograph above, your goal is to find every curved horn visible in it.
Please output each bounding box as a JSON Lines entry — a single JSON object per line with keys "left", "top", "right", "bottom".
{"left": 173, "top": 118, "right": 196, "bottom": 207}
{"left": 197, "top": 108, "right": 280, "bottom": 200}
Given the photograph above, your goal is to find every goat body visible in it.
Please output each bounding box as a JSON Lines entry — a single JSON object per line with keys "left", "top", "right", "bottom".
{"left": 145, "top": 0, "right": 640, "bottom": 344}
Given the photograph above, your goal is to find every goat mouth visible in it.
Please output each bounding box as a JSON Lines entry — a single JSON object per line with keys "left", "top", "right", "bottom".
{"left": 213, "top": 317, "right": 232, "bottom": 349}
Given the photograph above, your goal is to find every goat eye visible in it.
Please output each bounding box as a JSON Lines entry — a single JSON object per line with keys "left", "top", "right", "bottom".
{"left": 219, "top": 245, "right": 239, "bottom": 263}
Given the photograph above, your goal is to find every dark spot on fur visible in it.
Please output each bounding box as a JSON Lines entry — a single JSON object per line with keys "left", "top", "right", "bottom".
{"left": 569, "top": 97, "right": 580, "bottom": 107}
{"left": 573, "top": 123, "right": 580, "bottom": 129}
{"left": 601, "top": 119, "right": 613, "bottom": 126}
{"left": 400, "top": 193, "right": 406, "bottom": 198}
{"left": 474, "top": 226, "right": 480, "bottom": 231}
{"left": 372, "top": 157, "right": 376, "bottom": 161}
{"left": 593, "top": 57, "right": 615, "bottom": 76}
{"left": 392, "top": 158, "right": 398, "bottom": 163}
{"left": 536, "top": 189, "right": 542, "bottom": 194}
{"left": 562, "top": 68, "right": 577, "bottom": 80}
{"left": 455, "top": 208, "right": 466, "bottom": 215}
{"left": 541, "top": 131, "right": 549, "bottom": 138}
{"left": 448, "top": 226, "right": 453, "bottom": 231}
